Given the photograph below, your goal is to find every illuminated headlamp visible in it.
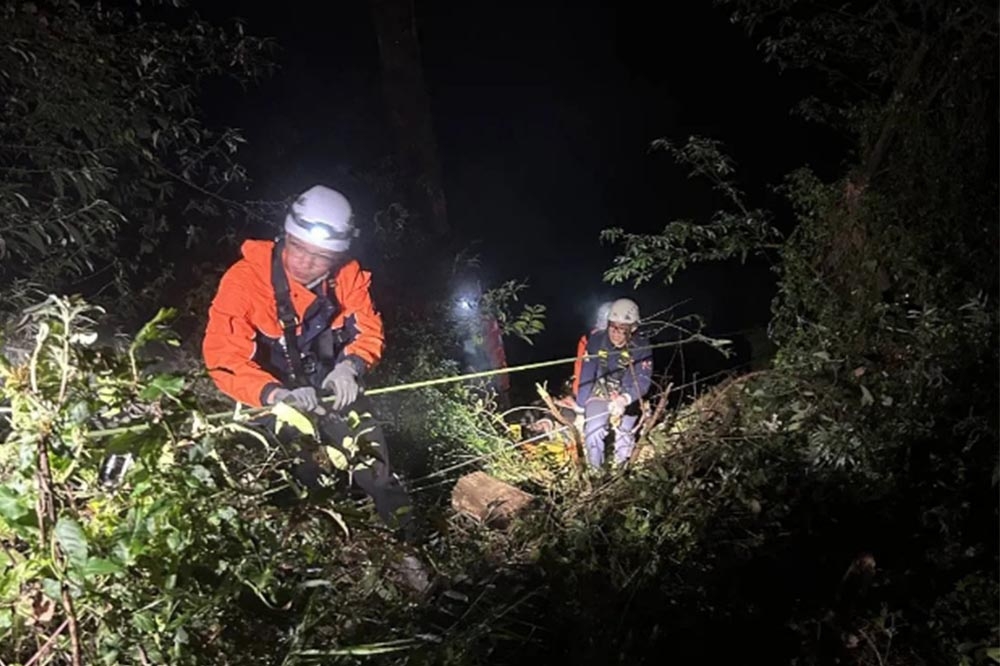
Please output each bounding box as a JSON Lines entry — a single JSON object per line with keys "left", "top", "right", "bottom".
{"left": 285, "top": 209, "right": 359, "bottom": 252}
{"left": 290, "top": 211, "right": 359, "bottom": 242}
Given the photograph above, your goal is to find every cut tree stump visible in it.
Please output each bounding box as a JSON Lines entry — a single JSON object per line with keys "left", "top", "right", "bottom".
{"left": 451, "top": 471, "right": 533, "bottom": 528}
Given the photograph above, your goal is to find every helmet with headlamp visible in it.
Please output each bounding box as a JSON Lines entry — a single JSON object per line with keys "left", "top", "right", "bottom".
{"left": 284, "top": 185, "right": 359, "bottom": 252}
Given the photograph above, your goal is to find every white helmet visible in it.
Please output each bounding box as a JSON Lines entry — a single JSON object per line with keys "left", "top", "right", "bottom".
{"left": 607, "top": 298, "right": 640, "bottom": 327}
{"left": 594, "top": 301, "right": 613, "bottom": 330}
{"left": 284, "top": 185, "right": 358, "bottom": 252}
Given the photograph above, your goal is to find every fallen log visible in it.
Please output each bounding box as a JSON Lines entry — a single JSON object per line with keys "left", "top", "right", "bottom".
{"left": 451, "top": 471, "right": 533, "bottom": 528}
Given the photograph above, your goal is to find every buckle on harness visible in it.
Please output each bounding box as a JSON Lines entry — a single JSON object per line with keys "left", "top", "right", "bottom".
{"left": 301, "top": 354, "right": 317, "bottom": 376}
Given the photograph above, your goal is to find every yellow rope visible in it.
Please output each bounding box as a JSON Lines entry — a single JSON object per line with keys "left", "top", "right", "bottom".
{"left": 85, "top": 340, "right": 685, "bottom": 439}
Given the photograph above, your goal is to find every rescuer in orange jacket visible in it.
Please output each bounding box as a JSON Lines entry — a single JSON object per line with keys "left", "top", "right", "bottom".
{"left": 203, "top": 187, "right": 383, "bottom": 409}
{"left": 203, "top": 185, "right": 412, "bottom": 536}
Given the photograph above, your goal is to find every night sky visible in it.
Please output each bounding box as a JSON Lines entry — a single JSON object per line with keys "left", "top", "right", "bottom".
{"left": 199, "top": 1, "right": 840, "bottom": 388}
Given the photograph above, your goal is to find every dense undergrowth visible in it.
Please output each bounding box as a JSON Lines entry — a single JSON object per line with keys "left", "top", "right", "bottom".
{"left": 0, "top": 283, "right": 994, "bottom": 665}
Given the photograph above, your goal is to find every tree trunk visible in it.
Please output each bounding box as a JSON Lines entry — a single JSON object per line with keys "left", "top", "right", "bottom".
{"left": 369, "top": 0, "right": 449, "bottom": 235}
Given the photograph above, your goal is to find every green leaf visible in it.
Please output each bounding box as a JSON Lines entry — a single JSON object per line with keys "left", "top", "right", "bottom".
{"left": 133, "top": 611, "right": 157, "bottom": 634}
{"left": 139, "top": 374, "right": 185, "bottom": 400}
{"left": 272, "top": 401, "right": 317, "bottom": 439}
{"left": 166, "top": 530, "right": 184, "bottom": 553}
{"left": 130, "top": 308, "right": 179, "bottom": 355}
{"left": 190, "top": 464, "right": 213, "bottom": 486}
{"left": 81, "top": 557, "right": 123, "bottom": 578}
{"left": 324, "top": 445, "right": 350, "bottom": 471}
{"left": 0, "top": 487, "right": 29, "bottom": 522}
{"left": 41, "top": 577, "right": 62, "bottom": 601}
{"left": 54, "top": 517, "right": 88, "bottom": 568}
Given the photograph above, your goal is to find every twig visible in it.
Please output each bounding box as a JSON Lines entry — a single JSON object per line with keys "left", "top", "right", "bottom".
{"left": 858, "top": 628, "right": 886, "bottom": 666}
{"left": 154, "top": 163, "right": 270, "bottom": 224}
{"left": 57, "top": 310, "right": 71, "bottom": 404}
{"left": 631, "top": 382, "right": 673, "bottom": 463}
{"left": 535, "top": 383, "right": 583, "bottom": 470}
{"left": 35, "top": 435, "right": 82, "bottom": 666}
{"left": 22, "top": 618, "right": 70, "bottom": 666}
{"left": 60, "top": 588, "right": 82, "bottom": 666}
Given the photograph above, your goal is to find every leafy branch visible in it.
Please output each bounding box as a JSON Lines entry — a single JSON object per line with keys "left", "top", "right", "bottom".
{"left": 602, "top": 136, "right": 780, "bottom": 287}
{"left": 480, "top": 280, "right": 547, "bottom": 345}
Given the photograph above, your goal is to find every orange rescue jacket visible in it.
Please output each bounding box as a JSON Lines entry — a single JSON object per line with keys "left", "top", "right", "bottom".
{"left": 202, "top": 239, "right": 385, "bottom": 406}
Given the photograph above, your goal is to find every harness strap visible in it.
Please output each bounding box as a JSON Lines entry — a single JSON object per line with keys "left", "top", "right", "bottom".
{"left": 595, "top": 339, "right": 633, "bottom": 398}
{"left": 271, "top": 240, "right": 310, "bottom": 388}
